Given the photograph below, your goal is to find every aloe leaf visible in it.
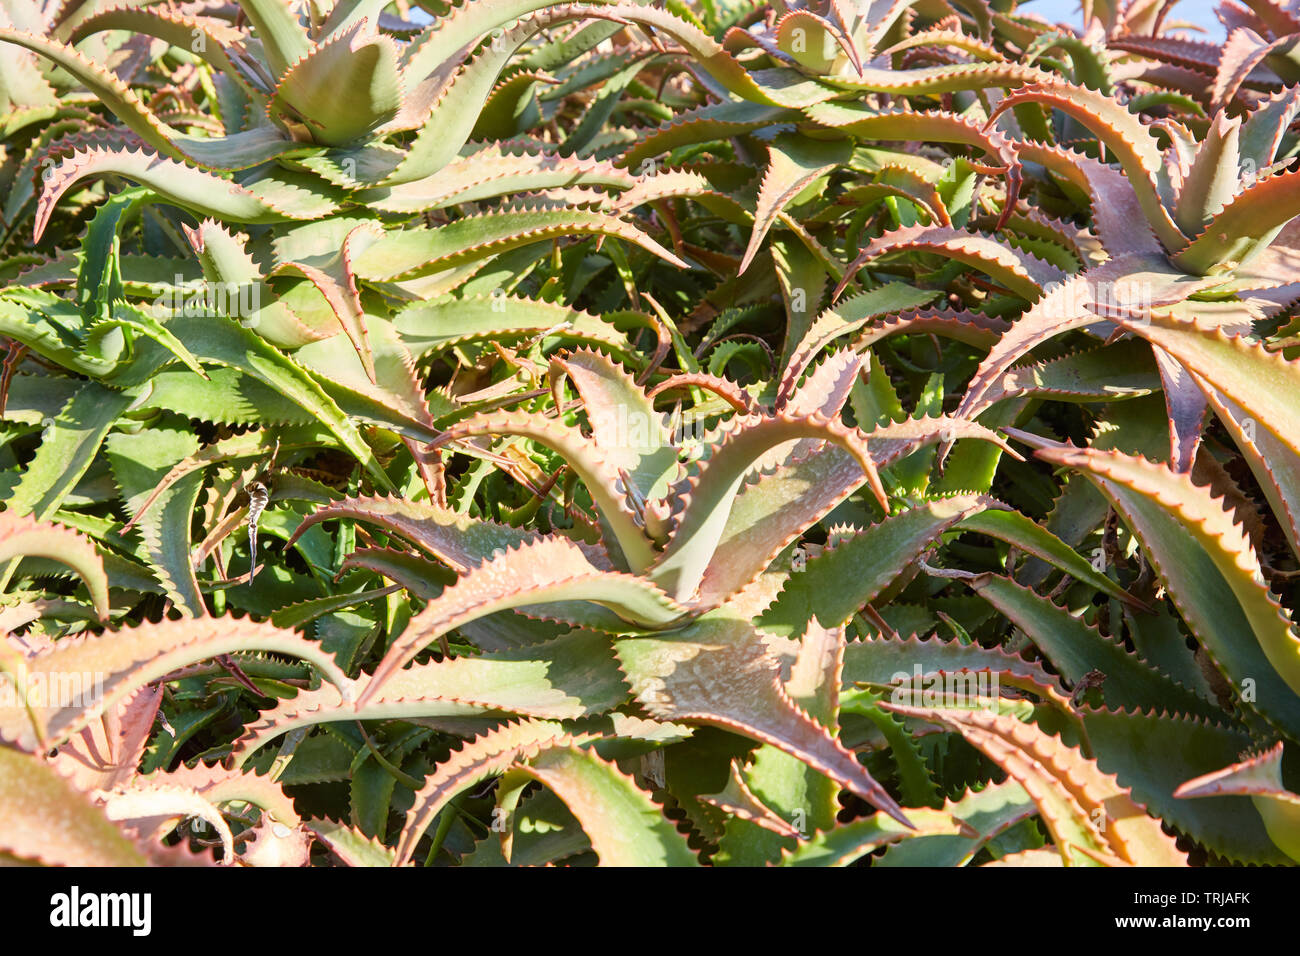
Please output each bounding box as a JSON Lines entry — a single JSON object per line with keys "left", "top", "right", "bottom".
{"left": 0, "top": 512, "right": 109, "bottom": 618}
{"left": 291, "top": 495, "right": 536, "bottom": 572}
{"left": 395, "top": 295, "right": 630, "bottom": 357}
{"left": 955, "top": 253, "right": 1216, "bottom": 423}
{"left": 6, "top": 382, "right": 135, "bottom": 521}
{"left": 0, "top": 29, "right": 293, "bottom": 170}
{"left": 760, "top": 495, "right": 998, "bottom": 637}
{"left": 235, "top": 0, "right": 313, "bottom": 78}
{"left": 615, "top": 614, "right": 910, "bottom": 825}
{"left": 1081, "top": 708, "right": 1291, "bottom": 865}
{"left": 740, "top": 134, "right": 852, "bottom": 274}
{"left": 35, "top": 147, "right": 334, "bottom": 243}
{"left": 1173, "top": 166, "right": 1300, "bottom": 274}
{"left": 106, "top": 426, "right": 205, "bottom": 616}
{"left": 700, "top": 418, "right": 1012, "bottom": 609}
{"left": 883, "top": 703, "right": 1187, "bottom": 865}
{"left": 0, "top": 748, "right": 150, "bottom": 866}
{"left": 1196, "top": 379, "right": 1300, "bottom": 562}
{"left": 1035, "top": 443, "right": 1300, "bottom": 727}
{"left": 986, "top": 339, "right": 1160, "bottom": 405}
{"left": 954, "top": 508, "right": 1136, "bottom": 603}
{"left": 509, "top": 743, "right": 698, "bottom": 866}
{"left": 837, "top": 224, "right": 1067, "bottom": 302}
{"left": 1116, "top": 308, "right": 1300, "bottom": 468}
{"left": 268, "top": 23, "right": 403, "bottom": 147}
{"left": 430, "top": 409, "right": 654, "bottom": 569}
{"left": 359, "top": 536, "right": 688, "bottom": 702}
{"left": 355, "top": 207, "right": 687, "bottom": 281}
{"left": 233, "top": 630, "right": 632, "bottom": 766}
{"left": 551, "top": 348, "right": 679, "bottom": 504}
{"left": 970, "top": 574, "right": 1220, "bottom": 720}
{"left": 183, "top": 219, "right": 328, "bottom": 349}
{"left": 1174, "top": 742, "right": 1300, "bottom": 863}
{"left": 620, "top": 100, "right": 793, "bottom": 171}
{"left": 715, "top": 621, "right": 847, "bottom": 864}
{"left": 874, "top": 780, "right": 1038, "bottom": 867}
{"left": 650, "top": 411, "right": 889, "bottom": 601}
{"left": 306, "top": 817, "right": 402, "bottom": 866}
{"left": 386, "top": 8, "right": 610, "bottom": 185}
{"left": 842, "top": 633, "right": 1074, "bottom": 705}
{"left": 360, "top": 144, "right": 636, "bottom": 212}
{"left": 779, "top": 806, "right": 966, "bottom": 865}
{"left": 160, "top": 316, "right": 393, "bottom": 491}
{"left": 988, "top": 82, "right": 1184, "bottom": 253}
{"left": 0, "top": 617, "right": 353, "bottom": 750}
{"left": 780, "top": 281, "right": 940, "bottom": 404}
{"left": 392, "top": 720, "right": 570, "bottom": 863}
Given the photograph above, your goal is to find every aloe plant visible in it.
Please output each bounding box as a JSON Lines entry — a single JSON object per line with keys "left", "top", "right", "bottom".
{"left": 0, "top": 0, "right": 1298, "bottom": 868}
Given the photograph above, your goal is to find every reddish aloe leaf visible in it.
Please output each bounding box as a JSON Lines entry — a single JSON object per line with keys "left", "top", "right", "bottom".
{"left": 232, "top": 629, "right": 632, "bottom": 765}
{"left": 740, "top": 134, "right": 853, "bottom": 274}
{"left": 648, "top": 372, "right": 758, "bottom": 415}
{"left": 713, "top": 620, "right": 849, "bottom": 863}
{"left": 1151, "top": 345, "right": 1207, "bottom": 472}
{"left": 50, "top": 685, "right": 162, "bottom": 792}
{"left": 358, "top": 536, "right": 688, "bottom": 705}
{"left": 834, "top": 225, "right": 1067, "bottom": 302}
{"left": 614, "top": 615, "right": 911, "bottom": 826}
{"left": 1175, "top": 741, "right": 1300, "bottom": 863}
{"left": 988, "top": 82, "right": 1185, "bottom": 252}
{"left": 306, "top": 817, "right": 404, "bottom": 866}
{"left": 0, "top": 747, "right": 150, "bottom": 866}
{"left": 700, "top": 758, "right": 801, "bottom": 838}
{"left": 0, "top": 511, "right": 108, "bottom": 618}
{"left": 551, "top": 348, "right": 679, "bottom": 504}
{"left": 271, "top": 222, "right": 383, "bottom": 383}
{"left": 699, "top": 418, "right": 1014, "bottom": 609}
{"left": 1210, "top": 26, "right": 1289, "bottom": 111}
{"left": 1014, "top": 141, "right": 1164, "bottom": 259}
{"left": 429, "top": 409, "right": 654, "bottom": 570}
{"left": 883, "top": 704, "right": 1187, "bottom": 866}
{"left": 781, "top": 347, "right": 862, "bottom": 419}
{"left": 508, "top": 743, "right": 699, "bottom": 866}
{"left": 1032, "top": 440, "right": 1300, "bottom": 732}
{"left": 0, "top": 617, "right": 353, "bottom": 750}
{"left": 394, "top": 720, "right": 579, "bottom": 864}
{"left": 850, "top": 309, "right": 1009, "bottom": 352}
{"left": 954, "top": 253, "right": 1217, "bottom": 424}
{"left": 289, "top": 494, "right": 540, "bottom": 572}
{"left": 650, "top": 410, "right": 888, "bottom": 601}
{"left": 1173, "top": 165, "right": 1300, "bottom": 275}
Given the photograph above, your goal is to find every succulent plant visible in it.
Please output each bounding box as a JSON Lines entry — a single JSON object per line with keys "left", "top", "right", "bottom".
{"left": 0, "top": 0, "right": 1298, "bottom": 868}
